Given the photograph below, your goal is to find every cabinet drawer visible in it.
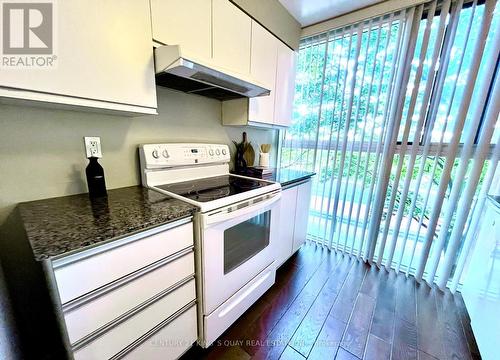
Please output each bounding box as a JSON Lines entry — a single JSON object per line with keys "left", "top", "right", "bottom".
{"left": 64, "top": 250, "right": 195, "bottom": 344}
{"left": 204, "top": 263, "right": 275, "bottom": 345}
{"left": 73, "top": 279, "right": 196, "bottom": 360}
{"left": 54, "top": 222, "right": 193, "bottom": 304}
{"left": 122, "top": 306, "right": 197, "bottom": 360}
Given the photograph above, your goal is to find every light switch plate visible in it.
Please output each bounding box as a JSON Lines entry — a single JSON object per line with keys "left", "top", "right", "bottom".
{"left": 84, "top": 136, "right": 102, "bottom": 158}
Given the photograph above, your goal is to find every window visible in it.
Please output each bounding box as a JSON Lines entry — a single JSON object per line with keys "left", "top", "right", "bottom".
{"left": 280, "top": 0, "right": 499, "bottom": 291}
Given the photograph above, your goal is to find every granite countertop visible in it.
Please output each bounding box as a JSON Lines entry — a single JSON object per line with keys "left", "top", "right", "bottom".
{"left": 17, "top": 186, "right": 197, "bottom": 261}
{"left": 488, "top": 195, "right": 500, "bottom": 212}
{"left": 273, "top": 168, "right": 316, "bottom": 187}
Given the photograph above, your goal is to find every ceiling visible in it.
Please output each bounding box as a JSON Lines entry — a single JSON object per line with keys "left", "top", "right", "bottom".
{"left": 278, "top": 0, "right": 386, "bottom": 27}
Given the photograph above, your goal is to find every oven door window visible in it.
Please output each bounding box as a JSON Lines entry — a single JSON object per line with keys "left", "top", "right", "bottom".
{"left": 224, "top": 210, "right": 271, "bottom": 274}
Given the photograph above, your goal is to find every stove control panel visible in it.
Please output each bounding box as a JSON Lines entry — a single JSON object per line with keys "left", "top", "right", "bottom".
{"left": 140, "top": 143, "right": 231, "bottom": 168}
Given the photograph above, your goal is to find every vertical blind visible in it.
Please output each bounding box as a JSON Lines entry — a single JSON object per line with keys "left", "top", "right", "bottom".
{"left": 280, "top": 0, "right": 500, "bottom": 291}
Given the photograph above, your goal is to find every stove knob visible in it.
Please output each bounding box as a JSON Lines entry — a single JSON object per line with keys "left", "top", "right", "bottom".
{"left": 209, "top": 149, "right": 214, "bottom": 156}
{"left": 152, "top": 149, "right": 159, "bottom": 159}
{"left": 222, "top": 148, "right": 227, "bottom": 155}
{"left": 162, "top": 149, "right": 169, "bottom": 158}
{"left": 215, "top": 149, "right": 221, "bottom": 155}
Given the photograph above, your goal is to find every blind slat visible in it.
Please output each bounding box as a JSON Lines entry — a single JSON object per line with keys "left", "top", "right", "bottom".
{"left": 382, "top": 0, "right": 439, "bottom": 268}
{"left": 359, "top": 16, "right": 407, "bottom": 259}
{"left": 317, "top": 32, "right": 346, "bottom": 244}
{"left": 425, "top": 0, "right": 486, "bottom": 282}
{"left": 339, "top": 20, "right": 377, "bottom": 252}
{"left": 450, "top": 142, "right": 500, "bottom": 292}
{"left": 414, "top": 0, "right": 497, "bottom": 282}
{"left": 326, "top": 32, "right": 357, "bottom": 248}
{"left": 366, "top": 4, "right": 421, "bottom": 262}
{"left": 436, "top": 71, "right": 500, "bottom": 289}
{"left": 327, "top": 28, "right": 363, "bottom": 249}
{"left": 345, "top": 22, "right": 385, "bottom": 253}
{"left": 321, "top": 31, "right": 353, "bottom": 243}
{"left": 394, "top": 0, "right": 464, "bottom": 273}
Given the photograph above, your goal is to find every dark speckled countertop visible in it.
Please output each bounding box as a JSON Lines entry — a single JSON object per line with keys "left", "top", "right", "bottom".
{"left": 17, "top": 186, "right": 197, "bottom": 261}
{"left": 273, "top": 168, "right": 316, "bottom": 187}
{"left": 488, "top": 195, "right": 500, "bottom": 211}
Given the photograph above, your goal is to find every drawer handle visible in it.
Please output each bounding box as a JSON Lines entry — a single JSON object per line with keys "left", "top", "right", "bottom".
{"left": 63, "top": 246, "right": 194, "bottom": 312}
{"left": 71, "top": 275, "right": 195, "bottom": 351}
{"left": 110, "top": 301, "right": 197, "bottom": 360}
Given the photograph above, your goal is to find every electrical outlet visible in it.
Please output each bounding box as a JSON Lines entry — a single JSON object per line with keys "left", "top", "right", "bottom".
{"left": 84, "top": 136, "right": 102, "bottom": 158}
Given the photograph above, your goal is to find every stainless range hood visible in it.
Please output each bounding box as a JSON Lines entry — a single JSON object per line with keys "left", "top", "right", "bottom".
{"left": 154, "top": 45, "right": 270, "bottom": 101}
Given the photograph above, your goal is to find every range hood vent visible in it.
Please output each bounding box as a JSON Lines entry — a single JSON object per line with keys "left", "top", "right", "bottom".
{"left": 154, "top": 45, "right": 270, "bottom": 101}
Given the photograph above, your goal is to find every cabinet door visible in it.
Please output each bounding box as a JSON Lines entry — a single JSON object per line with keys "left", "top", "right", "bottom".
{"left": 248, "top": 21, "right": 278, "bottom": 124}
{"left": 277, "top": 187, "right": 297, "bottom": 267}
{"left": 150, "top": 0, "right": 211, "bottom": 63}
{"left": 0, "top": 0, "right": 156, "bottom": 109}
{"left": 293, "top": 181, "right": 312, "bottom": 253}
{"left": 274, "top": 42, "right": 297, "bottom": 127}
{"left": 212, "top": 0, "right": 251, "bottom": 75}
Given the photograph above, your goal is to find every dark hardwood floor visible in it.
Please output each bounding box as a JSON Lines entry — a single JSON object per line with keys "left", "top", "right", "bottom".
{"left": 182, "top": 242, "right": 480, "bottom": 360}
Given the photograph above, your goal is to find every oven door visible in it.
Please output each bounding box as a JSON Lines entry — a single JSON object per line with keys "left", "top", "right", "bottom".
{"left": 199, "top": 190, "right": 281, "bottom": 315}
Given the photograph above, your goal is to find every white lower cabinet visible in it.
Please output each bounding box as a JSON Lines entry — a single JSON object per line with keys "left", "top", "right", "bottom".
{"left": 277, "top": 179, "right": 313, "bottom": 267}
{"left": 277, "top": 186, "right": 297, "bottom": 266}
{"left": 293, "top": 180, "right": 312, "bottom": 252}
{"left": 64, "top": 251, "right": 195, "bottom": 344}
{"left": 54, "top": 222, "right": 194, "bottom": 304}
{"left": 50, "top": 219, "right": 197, "bottom": 360}
{"left": 73, "top": 279, "right": 195, "bottom": 360}
{"left": 122, "top": 306, "right": 198, "bottom": 360}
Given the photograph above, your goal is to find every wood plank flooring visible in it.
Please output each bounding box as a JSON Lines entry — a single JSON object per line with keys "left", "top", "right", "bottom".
{"left": 181, "top": 242, "right": 480, "bottom": 360}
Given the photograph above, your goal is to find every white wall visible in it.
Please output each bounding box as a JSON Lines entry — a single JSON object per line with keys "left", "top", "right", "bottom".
{"left": 0, "top": 87, "right": 278, "bottom": 223}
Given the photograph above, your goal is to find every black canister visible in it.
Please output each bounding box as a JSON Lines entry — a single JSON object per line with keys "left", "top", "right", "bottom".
{"left": 86, "top": 157, "right": 107, "bottom": 197}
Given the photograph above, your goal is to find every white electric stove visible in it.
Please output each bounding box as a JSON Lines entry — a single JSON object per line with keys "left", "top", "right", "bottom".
{"left": 139, "top": 143, "right": 281, "bottom": 346}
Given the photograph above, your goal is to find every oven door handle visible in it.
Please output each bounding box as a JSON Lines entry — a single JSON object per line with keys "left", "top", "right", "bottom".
{"left": 204, "top": 192, "right": 281, "bottom": 226}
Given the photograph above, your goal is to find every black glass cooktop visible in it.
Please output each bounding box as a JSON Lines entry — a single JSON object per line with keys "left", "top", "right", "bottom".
{"left": 156, "top": 175, "right": 273, "bottom": 202}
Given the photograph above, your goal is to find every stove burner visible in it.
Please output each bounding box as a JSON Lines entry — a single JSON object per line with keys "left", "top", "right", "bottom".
{"left": 193, "top": 187, "right": 231, "bottom": 201}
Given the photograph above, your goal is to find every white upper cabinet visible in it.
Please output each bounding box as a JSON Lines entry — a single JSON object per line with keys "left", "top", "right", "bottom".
{"left": 274, "top": 42, "right": 297, "bottom": 127}
{"left": 212, "top": 0, "right": 251, "bottom": 76}
{"left": 250, "top": 21, "right": 278, "bottom": 89}
{"left": 248, "top": 21, "right": 278, "bottom": 124}
{"left": 221, "top": 22, "right": 297, "bottom": 127}
{"left": 150, "top": 0, "right": 211, "bottom": 63}
{"left": 0, "top": 0, "right": 157, "bottom": 115}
